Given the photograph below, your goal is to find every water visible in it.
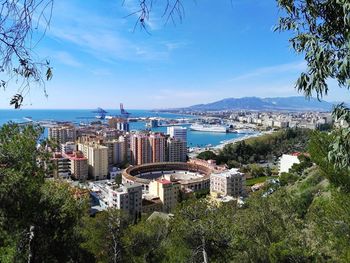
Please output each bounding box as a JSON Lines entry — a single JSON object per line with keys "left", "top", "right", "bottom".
{"left": 0, "top": 109, "right": 246, "bottom": 147}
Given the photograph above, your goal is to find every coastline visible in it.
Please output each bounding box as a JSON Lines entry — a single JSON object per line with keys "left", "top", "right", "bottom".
{"left": 189, "top": 130, "right": 275, "bottom": 157}
{"left": 213, "top": 132, "right": 263, "bottom": 150}
{"left": 215, "top": 130, "right": 277, "bottom": 150}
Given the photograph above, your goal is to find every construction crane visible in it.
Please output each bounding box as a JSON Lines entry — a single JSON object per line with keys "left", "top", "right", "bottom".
{"left": 120, "top": 103, "right": 130, "bottom": 118}
{"left": 92, "top": 107, "right": 108, "bottom": 120}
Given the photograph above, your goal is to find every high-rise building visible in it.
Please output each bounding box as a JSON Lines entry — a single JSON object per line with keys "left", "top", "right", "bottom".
{"left": 78, "top": 142, "right": 108, "bottom": 180}
{"left": 103, "top": 140, "right": 115, "bottom": 166}
{"left": 51, "top": 153, "right": 71, "bottom": 179}
{"left": 149, "top": 133, "right": 166, "bottom": 163}
{"left": 130, "top": 133, "right": 168, "bottom": 165}
{"left": 103, "top": 139, "right": 128, "bottom": 166}
{"left": 210, "top": 168, "right": 245, "bottom": 197}
{"left": 120, "top": 135, "right": 131, "bottom": 162}
{"left": 48, "top": 124, "right": 76, "bottom": 150}
{"left": 65, "top": 151, "right": 88, "bottom": 181}
{"left": 167, "top": 126, "right": 187, "bottom": 142}
{"left": 130, "top": 133, "right": 151, "bottom": 165}
{"left": 166, "top": 137, "right": 187, "bottom": 162}
{"left": 149, "top": 179, "right": 180, "bottom": 213}
{"left": 113, "top": 138, "right": 127, "bottom": 165}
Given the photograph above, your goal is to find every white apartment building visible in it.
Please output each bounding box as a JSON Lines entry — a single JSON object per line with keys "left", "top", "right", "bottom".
{"left": 279, "top": 154, "right": 300, "bottom": 174}
{"left": 210, "top": 168, "right": 245, "bottom": 197}
{"left": 61, "top": 141, "right": 76, "bottom": 154}
{"left": 167, "top": 126, "right": 187, "bottom": 142}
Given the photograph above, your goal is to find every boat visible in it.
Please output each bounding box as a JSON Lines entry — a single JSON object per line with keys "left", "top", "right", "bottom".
{"left": 190, "top": 124, "right": 228, "bottom": 133}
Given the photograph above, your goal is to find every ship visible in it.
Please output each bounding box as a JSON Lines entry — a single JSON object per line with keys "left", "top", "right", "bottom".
{"left": 190, "top": 124, "right": 228, "bottom": 133}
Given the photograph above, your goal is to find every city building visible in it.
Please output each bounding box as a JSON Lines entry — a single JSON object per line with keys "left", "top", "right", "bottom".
{"left": 167, "top": 137, "right": 187, "bottom": 162}
{"left": 78, "top": 142, "right": 108, "bottom": 180}
{"left": 148, "top": 119, "right": 159, "bottom": 128}
{"left": 149, "top": 133, "right": 166, "bottom": 163}
{"left": 61, "top": 141, "right": 76, "bottom": 154}
{"left": 51, "top": 153, "right": 71, "bottom": 179}
{"left": 210, "top": 168, "right": 245, "bottom": 197}
{"left": 109, "top": 167, "right": 122, "bottom": 180}
{"left": 167, "top": 126, "right": 187, "bottom": 142}
{"left": 107, "top": 183, "right": 142, "bottom": 219}
{"left": 48, "top": 124, "right": 76, "bottom": 150}
{"left": 279, "top": 153, "right": 301, "bottom": 174}
{"left": 108, "top": 118, "right": 130, "bottom": 132}
{"left": 130, "top": 133, "right": 151, "bottom": 165}
{"left": 65, "top": 151, "right": 88, "bottom": 181}
{"left": 149, "top": 179, "right": 181, "bottom": 213}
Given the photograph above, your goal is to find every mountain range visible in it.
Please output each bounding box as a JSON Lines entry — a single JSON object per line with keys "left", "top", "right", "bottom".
{"left": 180, "top": 96, "right": 334, "bottom": 112}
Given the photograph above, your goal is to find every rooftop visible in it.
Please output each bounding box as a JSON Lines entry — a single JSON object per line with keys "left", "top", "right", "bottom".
{"left": 213, "top": 168, "right": 243, "bottom": 178}
{"left": 123, "top": 182, "right": 142, "bottom": 189}
{"left": 157, "top": 179, "right": 172, "bottom": 185}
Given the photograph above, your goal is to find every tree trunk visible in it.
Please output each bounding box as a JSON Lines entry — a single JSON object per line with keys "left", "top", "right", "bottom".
{"left": 202, "top": 237, "right": 208, "bottom": 263}
{"left": 27, "top": 225, "right": 35, "bottom": 263}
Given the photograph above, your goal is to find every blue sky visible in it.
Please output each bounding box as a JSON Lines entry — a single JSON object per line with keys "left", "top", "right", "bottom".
{"left": 0, "top": 0, "right": 348, "bottom": 109}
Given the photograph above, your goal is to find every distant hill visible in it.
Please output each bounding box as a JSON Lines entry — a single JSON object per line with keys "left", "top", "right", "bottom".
{"left": 183, "top": 96, "right": 334, "bottom": 111}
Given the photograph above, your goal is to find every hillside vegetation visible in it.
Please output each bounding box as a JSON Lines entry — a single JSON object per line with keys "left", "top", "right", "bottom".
{"left": 1, "top": 124, "right": 350, "bottom": 262}
{"left": 198, "top": 128, "right": 311, "bottom": 167}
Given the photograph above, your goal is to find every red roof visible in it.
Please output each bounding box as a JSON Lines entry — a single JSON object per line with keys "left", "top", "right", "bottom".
{"left": 63, "top": 153, "right": 87, "bottom": 161}
{"left": 291, "top": 152, "right": 310, "bottom": 157}
{"left": 157, "top": 179, "right": 172, "bottom": 185}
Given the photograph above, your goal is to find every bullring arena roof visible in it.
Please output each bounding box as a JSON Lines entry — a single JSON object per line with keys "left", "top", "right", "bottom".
{"left": 122, "top": 162, "right": 212, "bottom": 186}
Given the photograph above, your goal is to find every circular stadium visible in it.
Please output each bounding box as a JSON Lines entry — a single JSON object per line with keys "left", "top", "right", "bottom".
{"left": 122, "top": 162, "right": 211, "bottom": 191}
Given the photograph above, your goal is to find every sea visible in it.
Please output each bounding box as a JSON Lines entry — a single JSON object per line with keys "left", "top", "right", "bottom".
{"left": 0, "top": 109, "right": 247, "bottom": 147}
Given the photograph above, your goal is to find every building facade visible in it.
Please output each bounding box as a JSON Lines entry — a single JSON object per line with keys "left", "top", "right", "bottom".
{"left": 167, "top": 138, "right": 187, "bottom": 162}
{"left": 149, "top": 133, "right": 166, "bottom": 163}
{"left": 167, "top": 126, "right": 187, "bottom": 142}
{"left": 51, "top": 153, "right": 71, "bottom": 179}
{"left": 210, "top": 168, "right": 245, "bottom": 197}
{"left": 78, "top": 142, "right": 108, "bottom": 180}
{"left": 108, "top": 183, "right": 142, "bottom": 219}
{"left": 66, "top": 151, "right": 88, "bottom": 181}
{"left": 149, "top": 179, "right": 180, "bottom": 213}
{"left": 48, "top": 125, "right": 76, "bottom": 150}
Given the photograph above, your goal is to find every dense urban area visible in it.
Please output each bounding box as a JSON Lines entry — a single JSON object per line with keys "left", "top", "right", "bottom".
{"left": 1, "top": 0, "right": 350, "bottom": 262}
{"left": 2, "top": 107, "right": 350, "bottom": 262}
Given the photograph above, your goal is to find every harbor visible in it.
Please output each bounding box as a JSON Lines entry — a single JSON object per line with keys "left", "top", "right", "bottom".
{"left": 0, "top": 109, "right": 258, "bottom": 148}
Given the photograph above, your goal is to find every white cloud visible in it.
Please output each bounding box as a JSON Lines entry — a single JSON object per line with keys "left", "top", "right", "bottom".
{"left": 163, "top": 40, "right": 190, "bottom": 51}
{"left": 45, "top": 1, "right": 174, "bottom": 63}
{"left": 52, "top": 51, "right": 82, "bottom": 67}
{"left": 229, "top": 61, "right": 307, "bottom": 81}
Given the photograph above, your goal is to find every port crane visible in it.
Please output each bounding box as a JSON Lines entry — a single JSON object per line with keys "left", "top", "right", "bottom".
{"left": 76, "top": 104, "right": 130, "bottom": 125}
{"left": 92, "top": 107, "right": 108, "bottom": 119}
{"left": 120, "top": 103, "right": 130, "bottom": 118}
